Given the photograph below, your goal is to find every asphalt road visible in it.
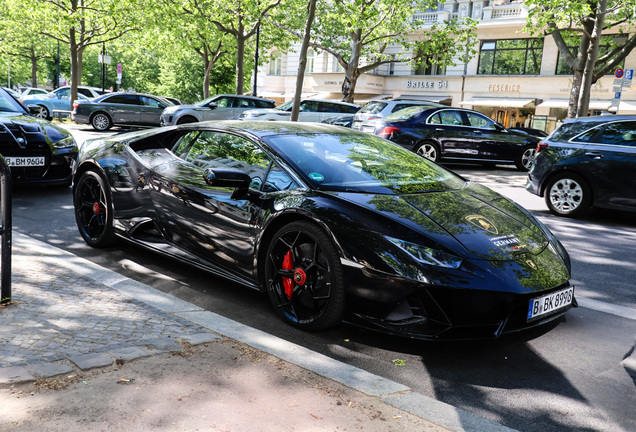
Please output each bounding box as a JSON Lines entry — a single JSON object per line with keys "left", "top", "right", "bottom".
{"left": 12, "top": 124, "right": 636, "bottom": 432}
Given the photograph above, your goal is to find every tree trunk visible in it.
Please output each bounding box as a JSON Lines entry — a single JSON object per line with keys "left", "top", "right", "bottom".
{"left": 236, "top": 31, "right": 245, "bottom": 95}
{"left": 578, "top": 0, "right": 606, "bottom": 117}
{"left": 30, "top": 47, "right": 38, "bottom": 88}
{"left": 203, "top": 45, "right": 211, "bottom": 99}
{"left": 291, "top": 0, "right": 317, "bottom": 121}
{"left": 342, "top": 69, "right": 360, "bottom": 104}
{"left": 69, "top": 28, "right": 80, "bottom": 111}
{"left": 568, "top": 69, "right": 583, "bottom": 119}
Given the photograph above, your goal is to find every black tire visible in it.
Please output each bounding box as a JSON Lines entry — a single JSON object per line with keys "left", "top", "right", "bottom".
{"left": 414, "top": 141, "right": 440, "bottom": 162}
{"left": 544, "top": 172, "right": 592, "bottom": 217}
{"left": 74, "top": 170, "right": 117, "bottom": 247}
{"left": 515, "top": 146, "right": 536, "bottom": 171}
{"left": 265, "top": 221, "right": 345, "bottom": 331}
{"left": 91, "top": 112, "right": 112, "bottom": 131}
{"left": 176, "top": 116, "right": 197, "bottom": 125}
{"left": 35, "top": 105, "right": 50, "bottom": 120}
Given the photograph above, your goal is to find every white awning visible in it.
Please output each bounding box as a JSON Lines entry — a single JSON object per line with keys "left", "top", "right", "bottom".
{"left": 460, "top": 97, "right": 536, "bottom": 108}
{"left": 354, "top": 94, "right": 394, "bottom": 103}
{"left": 396, "top": 94, "right": 452, "bottom": 104}
{"left": 255, "top": 91, "right": 284, "bottom": 98}
{"left": 281, "top": 91, "right": 319, "bottom": 98}
{"left": 537, "top": 99, "right": 611, "bottom": 110}
{"left": 616, "top": 100, "right": 636, "bottom": 112}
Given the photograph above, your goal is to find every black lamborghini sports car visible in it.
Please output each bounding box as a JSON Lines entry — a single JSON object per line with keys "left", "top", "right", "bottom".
{"left": 73, "top": 121, "right": 576, "bottom": 340}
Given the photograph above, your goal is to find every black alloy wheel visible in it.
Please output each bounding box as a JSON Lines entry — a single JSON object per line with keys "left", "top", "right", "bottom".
{"left": 545, "top": 172, "right": 592, "bottom": 217}
{"left": 91, "top": 112, "right": 112, "bottom": 131}
{"left": 265, "top": 221, "right": 345, "bottom": 331}
{"left": 415, "top": 141, "right": 440, "bottom": 162}
{"left": 74, "top": 170, "right": 116, "bottom": 247}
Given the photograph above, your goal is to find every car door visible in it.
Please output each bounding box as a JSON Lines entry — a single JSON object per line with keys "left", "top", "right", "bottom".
{"left": 425, "top": 109, "right": 474, "bottom": 159}
{"left": 139, "top": 96, "right": 167, "bottom": 126}
{"left": 102, "top": 94, "right": 142, "bottom": 125}
{"left": 582, "top": 120, "right": 636, "bottom": 208}
{"left": 148, "top": 129, "right": 272, "bottom": 279}
{"left": 202, "top": 96, "right": 236, "bottom": 121}
{"left": 464, "top": 111, "right": 519, "bottom": 161}
{"left": 52, "top": 88, "right": 74, "bottom": 111}
{"left": 297, "top": 100, "right": 321, "bottom": 122}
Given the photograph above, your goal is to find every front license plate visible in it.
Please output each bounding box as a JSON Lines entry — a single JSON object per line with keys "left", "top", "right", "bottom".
{"left": 4, "top": 156, "right": 45, "bottom": 167}
{"left": 361, "top": 126, "right": 375, "bottom": 133}
{"left": 527, "top": 287, "right": 574, "bottom": 321}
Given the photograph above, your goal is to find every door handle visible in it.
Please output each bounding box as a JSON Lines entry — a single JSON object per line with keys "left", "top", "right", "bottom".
{"left": 473, "top": 130, "right": 482, "bottom": 134}
{"left": 585, "top": 152, "right": 603, "bottom": 159}
{"left": 141, "top": 109, "right": 148, "bottom": 112}
{"left": 435, "top": 128, "right": 444, "bottom": 132}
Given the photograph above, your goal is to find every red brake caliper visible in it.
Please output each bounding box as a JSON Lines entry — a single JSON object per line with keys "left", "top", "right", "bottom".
{"left": 282, "top": 249, "right": 294, "bottom": 299}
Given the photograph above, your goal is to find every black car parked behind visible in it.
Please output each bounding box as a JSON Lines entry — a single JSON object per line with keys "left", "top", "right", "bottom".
{"left": 526, "top": 115, "right": 636, "bottom": 217}
{"left": 361, "top": 106, "right": 540, "bottom": 171}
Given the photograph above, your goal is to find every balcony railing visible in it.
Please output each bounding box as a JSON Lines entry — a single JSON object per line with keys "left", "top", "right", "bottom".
{"left": 413, "top": 0, "right": 527, "bottom": 24}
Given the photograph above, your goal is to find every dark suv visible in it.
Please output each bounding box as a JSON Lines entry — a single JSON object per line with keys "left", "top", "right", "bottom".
{"left": 526, "top": 115, "right": 636, "bottom": 217}
{"left": 361, "top": 106, "right": 539, "bottom": 171}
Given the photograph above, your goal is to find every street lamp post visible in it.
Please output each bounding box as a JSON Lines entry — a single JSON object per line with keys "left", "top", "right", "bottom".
{"left": 253, "top": 23, "right": 260, "bottom": 98}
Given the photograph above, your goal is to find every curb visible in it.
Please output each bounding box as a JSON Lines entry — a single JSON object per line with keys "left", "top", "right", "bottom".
{"left": 12, "top": 231, "right": 518, "bottom": 432}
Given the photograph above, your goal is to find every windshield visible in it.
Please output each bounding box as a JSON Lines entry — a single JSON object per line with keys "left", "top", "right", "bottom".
{"left": 0, "top": 88, "right": 28, "bottom": 114}
{"left": 275, "top": 101, "right": 293, "bottom": 111}
{"left": 264, "top": 132, "right": 465, "bottom": 194}
{"left": 360, "top": 102, "right": 387, "bottom": 114}
{"left": 384, "top": 106, "right": 432, "bottom": 121}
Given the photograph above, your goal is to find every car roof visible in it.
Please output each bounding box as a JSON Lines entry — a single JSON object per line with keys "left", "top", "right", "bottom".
{"left": 563, "top": 114, "right": 636, "bottom": 123}
{"left": 301, "top": 99, "right": 359, "bottom": 107}
{"left": 181, "top": 120, "right": 366, "bottom": 139}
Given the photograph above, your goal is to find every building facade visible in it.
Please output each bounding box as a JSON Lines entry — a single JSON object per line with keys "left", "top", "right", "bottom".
{"left": 254, "top": 1, "right": 636, "bottom": 133}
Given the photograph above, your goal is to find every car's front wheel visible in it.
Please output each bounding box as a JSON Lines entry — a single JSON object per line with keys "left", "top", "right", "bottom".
{"left": 515, "top": 146, "right": 536, "bottom": 171}
{"left": 74, "top": 170, "right": 116, "bottom": 247}
{"left": 545, "top": 172, "right": 591, "bottom": 217}
{"left": 91, "top": 113, "right": 112, "bottom": 131}
{"left": 265, "top": 221, "right": 345, "bottom": 331}
{"left": 415, "top": 141, "right": 440, "bottom": 162}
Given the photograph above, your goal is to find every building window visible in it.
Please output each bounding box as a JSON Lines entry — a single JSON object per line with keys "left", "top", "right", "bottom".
{"left": 477, "top": 38, "right": 543, "bottom": 75}
{"left": 332, "top": 55, "right": 344, "bottom": 73}
{"left": 413, "top": 52, "right": 446, "bottom": 76}
{"left": 306, "top": 49, "right": 314, "bottom": 73}
{"left": 555, "top": 34, "right": 626, "bottom": 75}
{"left": 269, "top": 51, "right": 282, "bottom": 75}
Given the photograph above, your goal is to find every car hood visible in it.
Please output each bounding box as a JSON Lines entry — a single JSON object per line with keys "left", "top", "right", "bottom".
{"left": 0, "top": 112, "right": 74, "bottom": 144}
{"left": 331, "top": 184, "right": 548, "bottom": 261}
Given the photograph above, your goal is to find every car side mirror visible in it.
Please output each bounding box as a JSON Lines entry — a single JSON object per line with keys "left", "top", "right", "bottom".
{"left": 204, "top": 168, "right": 251, "bottom": 191}
{"left": 208, "top": 102, "right": 218, "bottom": 109}
{"left": 27, "top": 105, "right": 43, "bottom": 116}
{"left": 494, "top": 122, "right": 506, "bottom": 132}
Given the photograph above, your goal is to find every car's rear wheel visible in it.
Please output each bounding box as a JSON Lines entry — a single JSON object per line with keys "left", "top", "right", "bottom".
{"left": 91, "top": 113, "right": 112, "bottom": 131}
{"left": 545, "top": 172, "right": 591, "bottom": 217}
{"left": 35, "top": 105, "right": 50, "bottom": 120}
{"left": 74, "top": 170, "right": 116, "bottom": 247}
{"left": 176, "top": 116, "right": 197, "bottom": 125}
{"left": 515, "top": 146, "right": 536, "bottom": 171}
{"left": 265, "top": 221, "right": 345, "bottom": 331}
{"left": 415, "top": 141, "right": 440, "bottom": 162}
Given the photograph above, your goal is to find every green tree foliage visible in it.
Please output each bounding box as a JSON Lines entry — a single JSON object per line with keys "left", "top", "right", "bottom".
{"left": 272, "top": 0, "right": 478, "bottom": 102}
{"left": 524, "top": 0, "right": 636, "bottom": 118}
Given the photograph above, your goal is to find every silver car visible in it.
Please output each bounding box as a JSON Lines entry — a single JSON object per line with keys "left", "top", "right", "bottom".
{"left": 351, "top": 99, "right": 443, "bottom": 130}
{"left": 239, "top": 99, "right": 359, "bottom": 122}
{"left": 160, "top": 95, "right": 276, "bottom": 126}
{"left": 72, "top": 92, "right": 174, "bottom": 131}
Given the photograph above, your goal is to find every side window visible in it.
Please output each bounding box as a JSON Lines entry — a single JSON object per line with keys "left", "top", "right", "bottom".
{"left": 214, "top": 97, "right": 234, "bottom": 108}
{"left": 466, "top": 112, "right": 496, "bottom": 129}
{"left": 343, "top": 105, "right": 359, "bottom": 114}
{"left": 77, "top": 88, "right": 92, "bottom": 97}
{"left": 263, "top": 163, "right": 299, "bottom": 192}
{"left": 572, "top": 127, "right": 601, "bottom": 143}
{"left": 237, "top": 98, "right": 255, "bottom": 108}
{"left": 300, "top": 101, "right": 319, "bottom": 112}
{"left": 427, "top": 113, "right": 441, "bottom": 124}
{"left": 439, "top": 110, "right": 466, "bottom": 126}
{"left": 183, "top": 131, "right": 271, "bottom": 190}
{"left": 391, "top": 104, "right": 415, "bottom": 113}
{"left": 171, "top": 131, "right": 201, "bottom": 158}
{"left": 141, "top": 96, "right": 162, "bottom": 108}
{"left": 600, "top": 122, "right": 636, "bottom": 146}
{"left": 56, "top": 88, "right": 71, "bottom": 99}
{"left": 256, "top": 99, "right": 275, "bottom": 108}
{"left": 319, "top": 102, "right": 339, "bottom": 113}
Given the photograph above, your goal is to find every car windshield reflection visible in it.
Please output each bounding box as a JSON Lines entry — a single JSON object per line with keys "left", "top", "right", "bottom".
{"left": 264, "top": 132, "right": 466, "bottom": 194}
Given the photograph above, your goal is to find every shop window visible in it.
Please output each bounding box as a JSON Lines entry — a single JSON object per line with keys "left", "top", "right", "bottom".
{"left": 556, "top": 34, "right": 626, "bottom": 75}
{"left": 269, "top": 51, "right": 282, "bottom": 75}
{"left": 477, "top": 38, "right": 543, "bottom": 75}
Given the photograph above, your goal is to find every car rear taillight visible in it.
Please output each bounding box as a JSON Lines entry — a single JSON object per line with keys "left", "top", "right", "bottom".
{"left": 536, "top": 142, "right": 549, "bottom": 153}
{"left": 379, "top": 126, "right": 399, "bottom": 137}
{"left": 73, "top": 101, "right": 80, "bottom": 109}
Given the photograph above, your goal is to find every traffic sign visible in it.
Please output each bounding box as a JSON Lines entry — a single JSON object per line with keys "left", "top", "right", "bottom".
{"left": 626, "top": 69, "right": 634, "bottom": 81}
{"left": 613, "top": 86, "right": 622, "bottom": 93}
{"left": 117, "top": 64, "right": 122, "bottom": 74}
{"left": 614, "top": 92, "right": 622, "bottom": 99}
{"left": 615, "top": 68, "right": 624, "bottom": 79}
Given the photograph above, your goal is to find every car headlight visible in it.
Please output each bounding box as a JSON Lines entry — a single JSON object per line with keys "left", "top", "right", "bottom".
{"left": 53, "top": 135, "right": 77, "bottom": 149}
{"left": 241, "top": 113, "right": 265, "bottom": 118}
{"left": 386, "top": 236, "right": 463, "bottom": 269}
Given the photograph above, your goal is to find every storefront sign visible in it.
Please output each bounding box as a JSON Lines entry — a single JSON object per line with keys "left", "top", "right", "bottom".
{"left": 488, "top": 84, "right": 521, "bottom": 92}
{"left": 406, "top": 80, "right": 448, "bottom": 89}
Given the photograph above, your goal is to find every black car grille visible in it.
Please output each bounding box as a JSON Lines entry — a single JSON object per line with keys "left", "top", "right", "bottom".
{"left": 0, "top": 125, "right": 56, "bottom": 181}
